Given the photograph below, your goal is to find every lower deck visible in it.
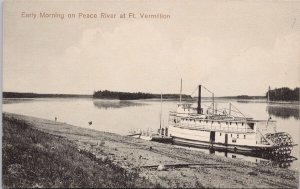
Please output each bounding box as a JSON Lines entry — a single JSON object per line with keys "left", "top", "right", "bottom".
{"left": 172, "top": 136, "right": 262, "bottom": 154}
{"left": 168, "top": 125, "right": 270, "bottom": 148}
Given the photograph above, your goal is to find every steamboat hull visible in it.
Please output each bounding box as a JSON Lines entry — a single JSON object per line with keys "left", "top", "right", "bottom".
{"left": 171, "top": 135, "right": 295, "bottom": 160}
{"left": 169, "top": 125, "right": 294, "bottom": 158}
{"left": 172, "top": 135, "right": 265, "bottom": 155}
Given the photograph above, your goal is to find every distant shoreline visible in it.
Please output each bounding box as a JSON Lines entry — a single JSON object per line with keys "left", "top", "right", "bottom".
{"left": 3, "top": 91, "right": 299, "bottom": 103}
{"left": 2, "top": 91, "right": 265, "bottom": 100}
{"left": 3, "top": 92, "right": 92, "bottom": 98}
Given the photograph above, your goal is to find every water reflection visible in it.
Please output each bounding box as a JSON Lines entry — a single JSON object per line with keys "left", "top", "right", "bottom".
{"left": 2, "top": 98, "right": 35, "bottom": 104}
{"left": 267, "top": 105, "right": 299, "bottom": 120}
{"left": 236, "top": 100, "right": 266, "bottom": 103}
{"left": 93, "top": 99, "right": 146, "bottom": 109}
{"left": 178, "top": 144, "right": 297, "bottom": 169}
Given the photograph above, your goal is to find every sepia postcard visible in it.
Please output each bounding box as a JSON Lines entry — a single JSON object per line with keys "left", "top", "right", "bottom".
{"left": 2, "top": 0, "right": 300, "bottom": 188}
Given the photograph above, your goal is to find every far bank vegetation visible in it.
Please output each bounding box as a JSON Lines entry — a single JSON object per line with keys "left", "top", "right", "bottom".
{"left": 266, "top": 87, "right": 299, "bottom": 101}
{"left": 93, "top": 90, "right": 192, "bottom": 100}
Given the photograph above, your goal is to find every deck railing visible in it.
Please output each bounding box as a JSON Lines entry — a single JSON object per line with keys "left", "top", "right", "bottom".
{"left": 174, "top": 124, "right": 255, "bottom": 133}
{"left": 168, "top": 118, "right": 255, "bottom": 133}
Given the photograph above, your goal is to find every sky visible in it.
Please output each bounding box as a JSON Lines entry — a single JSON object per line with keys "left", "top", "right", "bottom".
{"left": 3, "top": 0, "right": 300, "bottom": 96}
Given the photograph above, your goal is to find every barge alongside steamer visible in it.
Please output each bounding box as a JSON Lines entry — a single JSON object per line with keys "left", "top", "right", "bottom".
{"left": 168, "top": 85, "right": 296, "bottom": 159}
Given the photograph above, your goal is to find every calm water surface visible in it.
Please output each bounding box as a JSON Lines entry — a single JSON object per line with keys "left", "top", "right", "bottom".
{"left": 3, "top": 98, "right": 299, "bottom": 170}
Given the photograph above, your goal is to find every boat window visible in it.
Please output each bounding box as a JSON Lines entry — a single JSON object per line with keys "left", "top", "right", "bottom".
{"left": 231, "top": 134, "right": 232, "bottom": 137}
{"left": 220, "top": 133, "right": 222, "bottom": 136}
{"left": 218, "top": 121, "right": 220, "bottom": 124}
{"left": 244, "top": 135, "right": 246, "bottom": 139}
{"left": 247, "top": 123, "right": 255, "bottom": 130}
{"left": 236, "top": 122, "right": 238, "bottom": 125}
{"left": 226, "top": 122, "right": 228, "bottom": 125}
{"left": 232, "top": 139, "right": 236, "bottom": 143}
{"left": 237, "top": 134, "right": 239, "bottom": 138}
{"left": 230, "top": 122, "right": 232, "bottom": 125}
{"left": 242, "top": 123, "right": 244, "bottom": 126}
{"left": 212, "top": 121, "right": 214, "bottom": 124}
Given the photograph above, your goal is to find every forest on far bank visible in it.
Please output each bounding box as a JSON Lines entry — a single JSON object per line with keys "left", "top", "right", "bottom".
{"left": 266, "top": 87, "right": 299, "bottom": 101}
{"left": 3, "top": 87, "right": 299, "bottom": 102}
{"left": 93, "top": 90, "right": 192, "bottom": 100}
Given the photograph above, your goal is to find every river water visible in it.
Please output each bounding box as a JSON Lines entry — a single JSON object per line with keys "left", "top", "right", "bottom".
{"left": 2, "top": 98, "right": 299, "bottom": 170}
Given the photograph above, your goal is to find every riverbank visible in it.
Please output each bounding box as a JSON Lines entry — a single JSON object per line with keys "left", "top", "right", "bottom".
{"left": 2, "top": 113, "right": 299, "bottom": 188}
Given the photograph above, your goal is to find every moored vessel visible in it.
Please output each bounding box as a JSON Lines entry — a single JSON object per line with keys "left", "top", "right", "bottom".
{"left": 167, "top": 85, "right": 296, "bottom": 158}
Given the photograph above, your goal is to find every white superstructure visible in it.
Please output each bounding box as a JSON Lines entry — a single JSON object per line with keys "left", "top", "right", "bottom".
{"left": 167, "top": 85, "right": 294, "bottom": 157}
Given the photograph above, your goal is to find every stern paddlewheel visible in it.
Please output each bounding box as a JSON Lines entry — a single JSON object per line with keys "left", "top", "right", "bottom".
{"left": 265, "top": 132, "right": 294, "bottom": 157}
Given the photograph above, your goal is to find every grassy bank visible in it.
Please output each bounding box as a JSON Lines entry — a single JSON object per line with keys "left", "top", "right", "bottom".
{"left": 2, "top": 114, "right": 154, "bottom": 188}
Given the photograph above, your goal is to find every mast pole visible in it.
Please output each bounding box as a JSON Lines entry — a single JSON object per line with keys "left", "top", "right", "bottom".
{"left": 197, "top": 85, "right": 201, "bottom": 114}
{"left": 267, "top": 86, "right": 270, "bottom": 104}
{"left": 180, "top": 78, "right": 182, "bottom": 103}
{"left": 212, "top": 93, "right": 214, "bottom": 115}
{"left": 160, "top": 92, "right": 162, "bottom": 130}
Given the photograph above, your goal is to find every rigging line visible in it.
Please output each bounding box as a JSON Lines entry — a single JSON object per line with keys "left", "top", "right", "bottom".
{"left": 228, "top": 109, "right": 241, "bottom": 114}
{"left": 190, "top": 86, "right": 198, "bottom": 96}
{"left": 203, "top": 103, "right": 213, "bottom": 108}
{"left": 201, "top": 85, "right": 214, "bottom": 95}
{"left": 230, "top": 103, "right": 246, "bottom": 118}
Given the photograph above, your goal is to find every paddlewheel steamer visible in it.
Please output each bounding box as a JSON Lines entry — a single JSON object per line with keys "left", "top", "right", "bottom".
{"left": 168, "top": 85, "right": 295, "bottom": 159}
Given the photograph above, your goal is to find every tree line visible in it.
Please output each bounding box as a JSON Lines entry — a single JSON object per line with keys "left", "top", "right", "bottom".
{"left": 266, "top": 87, "right": 299, "bottom": 101}
{"left": 3, "top": 92, "right": 92, "bottom": 98}
{"left": 93, "top": 90, "right": 192, "bottom": 100}
{"left": 219, "top": 95, "right": 265, "bottom": 99}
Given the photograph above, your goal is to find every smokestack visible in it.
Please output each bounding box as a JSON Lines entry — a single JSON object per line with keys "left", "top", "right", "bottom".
{"left": 268, "top": 86, "right": 270, "bottom": 104}
{"left": 197, "top": 85, "right": 201, "bottom": 114}
{"left": 180, "top": 78, "right": 182, "bottom": 102}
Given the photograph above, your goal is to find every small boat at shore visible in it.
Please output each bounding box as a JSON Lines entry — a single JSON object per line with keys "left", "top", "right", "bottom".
{"left": 128, "top": 130, "right": 172, "bottom": 143}
{"left": 167, "top": 85, "right": 296, "bottom": 158}
{"left": 128, "top": 92, "right": 172, "bottom": 143}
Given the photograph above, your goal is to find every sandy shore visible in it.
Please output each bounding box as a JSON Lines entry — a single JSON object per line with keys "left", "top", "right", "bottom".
{"left": 3, "top": 112, "right": 299, "bottom": 188}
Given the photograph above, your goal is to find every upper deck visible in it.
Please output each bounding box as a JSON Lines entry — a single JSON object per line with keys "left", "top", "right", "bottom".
{"left": 169, "top": 103, "right": 277, "bottom": 134}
